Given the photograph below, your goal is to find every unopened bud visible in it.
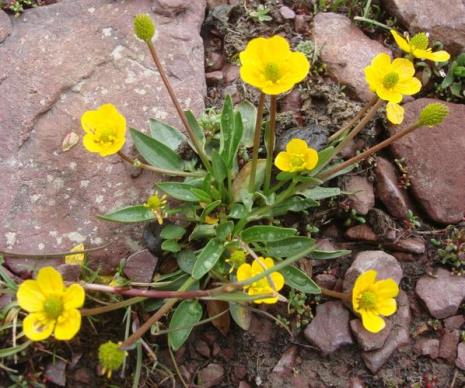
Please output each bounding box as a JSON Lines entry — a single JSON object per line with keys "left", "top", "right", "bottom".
{"left": 134, "top": 14, "right": 155, "bottom": 42}
{"left": 418, "top": 103, "right": 448, "bottom": 127}
{"left": 410, "top": 32, "right": 429, "bottom": 50}
{"left": 98, "top": 341, "right": 127, "bottom": 379}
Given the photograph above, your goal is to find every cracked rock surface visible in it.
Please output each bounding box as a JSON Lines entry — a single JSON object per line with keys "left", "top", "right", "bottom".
{"left": 0, "top": 0, "right": 206, "bottom": 272}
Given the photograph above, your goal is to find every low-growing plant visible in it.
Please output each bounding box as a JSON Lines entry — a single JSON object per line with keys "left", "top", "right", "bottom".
{"left": 438, "top": 53, "right": 465, "bottom": 100}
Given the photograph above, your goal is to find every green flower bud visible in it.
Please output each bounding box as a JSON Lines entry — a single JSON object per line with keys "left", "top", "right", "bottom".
{"left": 98, "top": 341, "right": 127, "bottom": 378}
{"left": 134, "top": 14, "right": 155, "bottom": 42}
{"left": 410, "top": 32, "right": 429, "bottom": 50}
{"left": 418, "top": 103, "right": 449, "bottom": 127}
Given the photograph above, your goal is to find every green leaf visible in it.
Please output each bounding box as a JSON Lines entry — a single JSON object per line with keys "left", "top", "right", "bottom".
{"left": 229, "top": 302, "right": 251, "bottom": 330}
{"left": 311, "top": 146, "right": 335, "bottom": 175}
{"left": 211, "top": 150, "right": 228, "bottom": 184}
{"left": 272, "top": 196, "right": 318, "bottom": 216}
{"left": 191, "top": 188, "right": 212, "bottom": 203}
{"left": 265, "top": 237, "right": 315, "bottom": 258}
{"left": 157, "top": 182, "right": 199, "bottom": 202}
{"left": 232, "top": 159, "right": 266, "bottom": 202}
{"left": 98, "top": 205, "right": 154, "bottom": 223}
{"left": 236, "top": 100, "right": 257, "bottom": 148}
{"left": 299, "top": 186, "right": 341, "bottom": 200}
{"left": 168, "top": 300, "right": 203, "bottom": 351}
{"left": 161, "top": 239, "right": 181, "bottom": 253}
{"left": 185, "top": 110, "right": 206, "bottom": 153}
{"left": 149, "top": 118, "right": 187, "bottom": 151}
{"left": 176, "top": 250, "right": 197, "bottom": 275}
{"left": 241, "top": 226, "right": 297, "bottom": 243}
{"left": 189, "top": 224, "right": 217, "bottom": 241}
{"left": 130, "top": 128, "right": 183, "bottom": 170}
{"left": 229, "top": 203, "right": 248, "bottom": 219}
{"left": 280, "top": 266, "right": 320, "bottom": 294}
{"left": 310, "top": 249, "right": 351, "bottom": 260}
{"left": 200, "top": 200, "right": 222, "bottom": 222}
{"left": 160, "top": 224, "right": 186, "bottom": 240}
{"left": 0, "top": 341, "right": 32, "bottom": 358}
{"left": 216, "top": 221, "right": 234, "bottom": 241}
{"left": 321, "top": 164, "right": 355, "bottom": 180}
{"left": 220, "top": 96, "right": 243, "bottom": 167}
{"left": 192, "top": 239, "right": 225, "bottom": 280}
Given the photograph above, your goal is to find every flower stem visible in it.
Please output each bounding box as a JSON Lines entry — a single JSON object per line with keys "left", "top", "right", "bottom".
{"left": 263, "top": 95, "right": 277, "bottom": 195}
{"left": 145, "top": 40, "right": 211, "bottom": 170}
{"left": 81, "top": 297, "right": 146, "bottom": 317}
{"left": 0, "top": 243, "right": 110, "bottom": 258}
{"left": 319, "top": 287, "right": 351, "bottom": 302}
{"left": 117, "top": 151, "right": 204, "bottom": 177}
{"left": 318, "top": 121, "right": 421, "bottom": 181}
{"left": 248, "top": 93, "right": 266, "bottom": 192}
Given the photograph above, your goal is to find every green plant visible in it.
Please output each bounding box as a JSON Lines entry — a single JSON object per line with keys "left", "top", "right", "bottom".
{"left": 432, "top": 226, "right": 465, "bottom": 273}
{"left": 438, "top": 53, "right": 465, "bottom": 99}
{"left": 3, "top": 0, "right": 35, "bottom": 15}
{"left": 247, "top": 4, "right": 272, "bottom": 23}
{"left": 405, "top": 209, "right": 421, "bottom": 229}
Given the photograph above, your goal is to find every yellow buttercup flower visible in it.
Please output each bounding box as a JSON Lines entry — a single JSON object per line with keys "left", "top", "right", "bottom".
{"left": 17, "top": 267, "right": 85, "bottom": 341}
{"left": 81, "top": 104, "right": 126, "bottom": 157}
{"left": 239, "top": 35, "right": 310, "bottom": 95}
{"left": 352, "top": 270, "right": 399, "bottom": 333}
{"left": 144, "top": 192, "right": 167, "bottom": 224}
{"left": 364, "top": 53, "right": 422, "bottom": 103}
{"left": 391, "top": 30, "right": 450, "bottom": 63}
{"left": 237, "top": 257, "right": 285, "bottom": 304}
{"left": 274, "top": 138, "right": 318, "bottom": 173}
{"left": 386, "top": 102, "right": 404, "bottom": 125}
{"left": 64, "top": 243, "right": 85, "bottom": 266}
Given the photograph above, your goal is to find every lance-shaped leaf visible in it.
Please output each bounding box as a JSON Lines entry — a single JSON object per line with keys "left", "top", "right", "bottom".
{"left": 280, "top": 265, "right": 320, "bottom": 294}
{"left": 157, "top": 182, "right": 200, "bottom": 202}
{"left": 265, "top": 237, "right": 315, "bottom": 258}
{"left": 98, "top": 205, "right": 154, "bottom": 223}
{"left": 192, "top": 239, "right": 225, "bottom": 279}
{"left": 241, "top": 226, "right": 297, "bottom": 243}
{"left": 220, "top": 96, "right": 243, "bottom": 168}
{"left": 168, "top": 300, "right": 203, "bottom": 351}
{"left": 149, "top": 118, "right": 188, "bottom": 151}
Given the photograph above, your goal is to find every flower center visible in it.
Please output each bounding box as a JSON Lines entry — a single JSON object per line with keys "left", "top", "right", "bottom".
{"left": 43, "top": 295, "right": 64, "bottom": 319}
{"left": 145, "top": 194, "right": 164, "bottom": 211}
{"left": 358, "top": 290, "right": 377, "bottom": 310}
{"left": 264, "top": 62, "right": 281, "bottom": 82}
{"left": 410, "top": 32, "right": 429, "bottom": 50}
{"left": 290, "top": 154, "right": 305, "bottom": 168}
{"left": 383, "top": 72, "right": 400, "bottom": 89}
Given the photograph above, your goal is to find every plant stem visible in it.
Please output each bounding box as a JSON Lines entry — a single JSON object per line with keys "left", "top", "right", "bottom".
{"left": 146, "top": 41, "right": 211, "bottom": 170}
{"left": 248, "top": 93, "right": 266, "bottom": 192}
{"left": 117, "top": 151, "right": 204, "bottom": 177}
{"left": 319, "top": 286, "right": 351, "bottom": 302}
{"left": 318, "top": 121, "right": 421, "bottom": 181}
{"left": 81, "top": 297, "right": 146, "bottom": 317}
{"left": 0, "top": 243, "right": 110, "bottom": 258}
{"left": 263, "top": 95, "right": 277, "bottom": 194}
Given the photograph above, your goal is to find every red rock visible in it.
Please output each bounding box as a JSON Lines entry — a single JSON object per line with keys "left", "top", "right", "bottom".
{"left": 205, "top": 51, "right": 224, "bottom": 72}
{"left": 123, "top": 249, "right": 158, "bottom": 283}
{"left": 375, "top": 157, "right": 412, "bottom": 219}
{"left": 387, "top": 99, "right": 465, "bottom": 224}
{"left": 279, "top": 5, "right": 295, "bottom": 19}
{"left": 206, "top": 70, "right": 224, "bottom": 85}
{"left": 456, "top": 342, "right": 465, "bottom": 371}
{"left": 194, "top": 339, "right": 211, "bottom": 358}
{"left": 312, "top": 12, "right": 391, "bottom": 101}
{"left": 0, "top": 10, "right": 11, "bottom": 43}
{"left": 223, "top": 63, "right": 240, "bottom": 84}
{"left": 439, "top": 330, "right": 460, "bottom": 364}
{"left": 345, "top": 224, "right": 378, "bottom": 242}
{"left": 315, "top": 273, "right": 337, "bottom": 290}
{"left": 0, "top": 0, "right": 206, "bottom": 268}
{"left": 197, "top": 363, "right": 225, "bottom": 388}
{"left": 44, "top": 360, "right": 66, "bottom": 387}
{"left": 342, "top": 176, "right": 375, "bottom": 215}
{"left": 382, "top": 0, "right": 465, "bottom": 54}
{"left": 414, "top": 338, "right": 440, "bottom": 359}
{"left": 385, "top": 237, "right": 425, "bottom": 255}
{"left": 444, "top": 315, "right": 465, "bottom": 330}
{"left": 238, "top": 382, "right": 251, "bottom": 388}
{"left": 294, "top": 14, "right": 310, "bottom": 34}
{"left": 57, "top": 263, "right": 81, "bottom": 282}
{"left": 392, "top": 252, "right": 417, "bottom": 262}
{"left": 350, "top": 319, "right": 392, "bottom": 351}
{"left": 349, "top": 377, "right": 365, "bottom": 388}
{"left": 272, "top": 346, "right": 298, "bottom": 375}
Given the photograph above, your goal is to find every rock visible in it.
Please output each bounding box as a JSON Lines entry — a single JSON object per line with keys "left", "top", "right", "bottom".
{"left": 206, "top": 70, "right": 223, "bottom": 85}
{"left": 315, "top": 273, "right": 337, "bottom": 290}
{"left": 57, "top": 263, "right": 81, "bottom": 282}
{"left": 439, "top": 330, "right": 459, "bottom": 364}
{"left": 280, "top": 90, "right": 302, "bottom": 115}
{"left": 385, "top": 238, "right": 426, "bottom": 255}
{"left": 72, "top": 368, "right": 93, "bottom": 385}
{"left": 249, "top": 316, "right": 273, "bottom": 343}
{"left": 279, "top": 5, "right": 295, "bottom": 19}
{"left": 382, "top": 0, "right": 465, "bottom": 54}
{"left": 197, "top": 363, "right": 225, "bottom": 388}
{"left": 272, "top": 345, "right": 297, "bottom": 375}
{"left": 444, "top": 315, "right": 465, "bottom": 330}
{"left": 415, "top": 268, "right": 465, "bottom": 319}
{"left": 123, "top": 249, "right": 158, "bottom": 283}
{"left": 342, "top": 176, "right": 375, "bottom": 216}
{"left": 238, "top": 382, "right": 251, "bottom": 388}
{"left": 366, "top": 209, "right": 398, "bottom": 241}
{"left": 0, "top": 0, "right": 206, "bottom": 267}
{"left": 194, "top": 339, "right": 211, "bottom": 358}
{"left": 205, "top": 51, "right": 224, "bottom": 72}
{"left": 375, "top": 157, "right": 411, "bottom": 219}
{"left": 392, "top": 252, "right": 417, "bottom": 262}
{"left": 294, "top": 14, "right": 310, "bottom": 34}
{"left": 5, "top": 257, "right": 62, "bottom": 277}
{"left": 304, "top": 301, "right": 353, "bottom": 355}
{"left": 387, "top": 99, "right": 465, "bottom": 224}
{"left": 362, "top": 291, "right": 410, "bottom": 373}
{"left": 44, "top": 360, "right": 66, "bottom": 387}
{"left": 456, "top": 342, "right": 465, "bottom": 371}
{"left": 152, "top": 0, "right": 189, "bottom": 17}
{"left": 312, "top": 12, "right": 391, "bottom": 101}
{"left": 349, "top": 377, "right": 365, "bottom": 388}
{"left": 222, "top": 63, "right": 239, "bottom": 84}
{"left": 223, "top": 84, "right": 241, "bottom": 104}
{"left": 414, "top": 338, "right": 440, "bottom": 359}
{"left": 277, "top": 125, "right": 328, "bottom": 152}
{"left": 345, "top": 224, "right": 378, "bottom": 242}
{"left": 0, "top": 10, "right": 11, "bottom": 43}
{"left": 350, "top": 319, "right": 392, "bottom": 351}
{"left": 343, "top": 250, "right": 403, "bottom": 292}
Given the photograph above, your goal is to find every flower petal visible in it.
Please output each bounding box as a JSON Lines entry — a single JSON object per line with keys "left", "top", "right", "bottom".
{"left": 63, "top": 284, "right": 85, "bottom": 310}
{"left": 395, "top": 77, "right": 422, "bottom": 96}
{"left": 22, "top": 312, "right": 54, "bottom": 341}
{"left": 390, "top": 30, "right": 411, "bottom": 53}
{"left": 54, "top": 308, "right": 81, "bottom": 340}
{"left": 286, "top": 138, "right": 308, "bottom": 154}
{"left": 391, "top": 58, "right": 416, "bottom": 79}
{"left": 414, "top": 48, "right": 450, "bottom": 62}
{"left": 270, "top": 272, "right": 285, "bottom": 292}
{"left": 352, "top": 270, "right": 377, "bottom": 310}
{"left": 285, "top": 51, "right": 310, "bottom": 84}
{"left": 237, "top": 263, "right": 252, "bottom": 282}
{"left": 376, "top": 298, "right": 397, "bottom": 316}
{"left": 303, "top": 148, "right": 319, "bottom": 171}
{"left": 274, "top": 152, "right": 292, "bottom": 171}
{"left": 36, "top": 267, "right": 64, "bottom": 296}
{"left": 373, "top": 278, "right": 399, "bottom": 299}
{"left": 376, "top": 86, "right": 403, "bottom": 103}
{"left": 361, "top": 310, "right": 386, "bottom": 333}
{"left": 386, "top": 102, "right": 405, "bottom": 124}
{"left": 17, "top": 280, "right": 45, "bottom": 313}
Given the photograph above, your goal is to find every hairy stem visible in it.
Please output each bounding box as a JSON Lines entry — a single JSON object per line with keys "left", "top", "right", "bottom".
{"left": 263, "top": 95, "right": 277, "bottom": 195}
{"left": 248, "top": 93, "right": 266, "bottom": 192}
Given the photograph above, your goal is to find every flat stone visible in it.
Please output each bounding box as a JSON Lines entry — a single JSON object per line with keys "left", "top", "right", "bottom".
{"left": 415, "top": 268, "right": 465, "bottom": 319}
{"left": 345, "top": 224, "right": 378, "bottom": 242}
{"left": 342, "top": 176, "right": 375, "bottom": 215}
{"left": 57, "top": 263, "right": 81, "bottom": 282}
{"left": 279, "top": 5, "right": 295, "bottom": 19}
{"left": 444, "top": 315, "right": 465, "bottom": 330}
{"left": 362, "top": 291, "right": 411, "bottom": 373}
{"left": 385, "top": 238, "right": 426, "bottom": 255}
{"left": 44, "top": 360, "right": 67, "bottom": 387}
{"left": 304, "top": 301, "right": 353, "bottom": 355}
{"left": 123, "top": 249, "right": 158, "bottom": 283}
{"left": 272, "top": 345, "right": 298, "bottom": 375}
{"left": 414, "top": 338, "right": 440, "bottom": 360}
{"left": 387, "top": 99, "right": 465, "bottom": 224}
{"left": 382, "top": 0, "right": 465, "bottom": 54}
{"left": 375, "top": 157, "right": 412, "bottom": 219}
{"left": 439, "top": 330, "right": 460, "bottom": 364}
{"left": 277, "top": 125, "right": 329, "bottom": 152}
{"left": 0, "top": 10, "right": 11, "bottom": 43}
{"left": 194, "top": 339, "right": 211, "bottom": 358}
{"left": 312, "top": 12, "right": 391, "bottom": 102}
{"left": 206, "top": 70, "right": 223, "bottom": 85}
{"left": 315, "top": 273, "right": 337, "bottom": 290}
{"left": 367, "top": 208, "right": 398, "bottom": 241}
{"left": 350, "top": 319, "right": 392, "bottom": 351}
{"left": 456, "top": 342, "right": 465, "bottom": 371}
{"left": 0, "top": 0, "right": 206, "bottom": 267}
{"left": 343, "top": 250, "right": 403, "bottom": 292}
{"left": 197, "top": 363, "right": 225, "bottom": 388}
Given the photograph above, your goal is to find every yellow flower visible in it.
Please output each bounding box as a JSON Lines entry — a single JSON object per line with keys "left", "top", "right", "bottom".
{"left": 391, "top": 30, "right": 450, "bottom": 63}
{"left": 81, "top": 104, "right": 126, "bottom": 157}
{"left": 239, "top": 35, "right": 310, "bottom": 95}
{"left": 237, "top": 257, "right": 285, "bottom": 304}
{"left": 205, "top": 215, "right": 219, "bottom": 225}
{"left": 98, "top": 341, "right": 127, "bottom": 379}
{"left": 274, "top": 138, "right": 319, "bottom": 173}
{"left": 386, "top": 102, "right": 404, "bottom": 125}
{"left": 64, "top": 243, "right": 85, "bottom": 266}
{"left": 364, "top": 53, "right": 422, "bottom": 103}
{"left": 17, "top": 267, "right": 85, "bottom": 341}
{"left": 144, "top": 192, "right": 167, "bottom": 224}
{"left": 352, "top": 270, "right": 399, "bottom": 333}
